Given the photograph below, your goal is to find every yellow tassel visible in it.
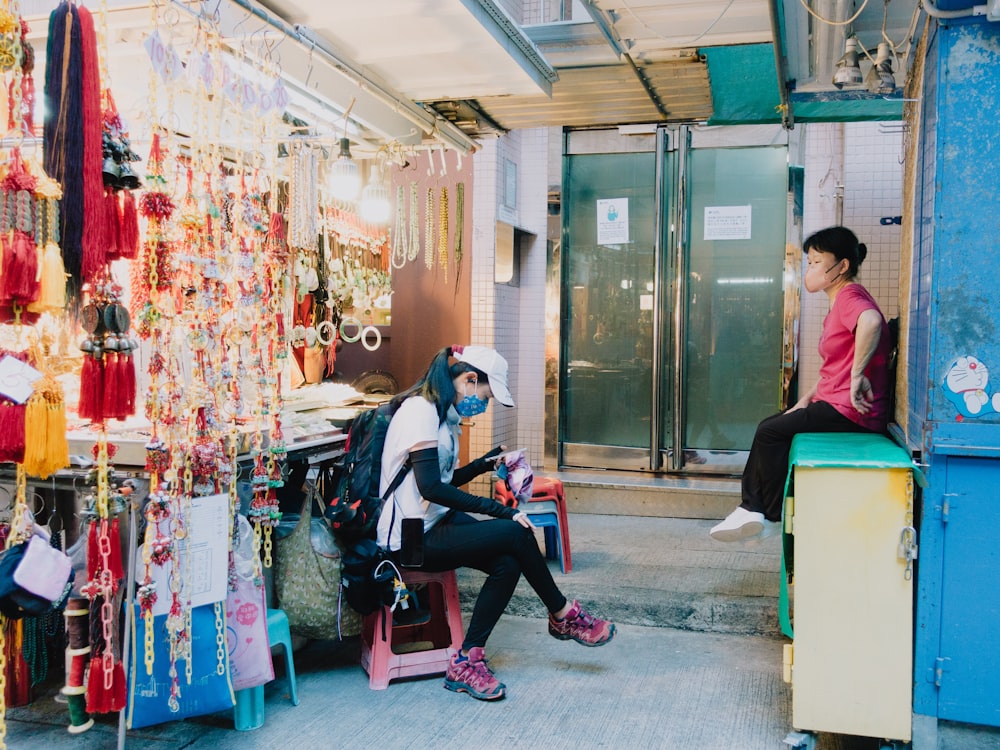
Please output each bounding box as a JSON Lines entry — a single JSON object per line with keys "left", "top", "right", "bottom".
{"left": 28, "top": 241, "right": 67, "bottom": 313}
{"left": 22, "top": 391, "right": 48, "bottom": 477}
{"left": 22, "top": 375, "right": 69, "bottom": 479}
{"left": 45, "top": 395, "right": 69, "bottom": 477}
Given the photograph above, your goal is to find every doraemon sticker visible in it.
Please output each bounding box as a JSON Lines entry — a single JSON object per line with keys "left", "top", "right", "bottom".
{"left": 943, "top": 355, "right": 1000, "bottom": 420}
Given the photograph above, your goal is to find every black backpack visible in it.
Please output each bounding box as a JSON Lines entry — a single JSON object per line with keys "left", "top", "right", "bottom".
{"left": 324, "top": 400, "right": 409, "bottom": 547}
{"left": 325, "top": 400, "right": 411, "bottom": 615}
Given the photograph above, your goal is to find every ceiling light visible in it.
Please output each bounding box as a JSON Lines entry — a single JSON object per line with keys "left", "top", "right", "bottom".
{"left": 832, "top": 37, "right": 863, "bottom": 89}
{"left": 865, "top": 42, "right": 896, "bottom": 95}
{"left": 359, "top": 164, "right": 391, "bottom": 225}
{"left": 329, "top": 137, "right": 361, "bottom": 203}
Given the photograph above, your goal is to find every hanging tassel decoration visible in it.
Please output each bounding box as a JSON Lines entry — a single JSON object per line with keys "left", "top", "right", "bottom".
{"left": 103, "top": 187, "right": 121, "bottom": 261}
{"left": 31, "top": 241, "right": 66, "bottom": 311}
{"left": 77, "top": 353, "right": 103, "bottom": 423}
{"left": 78, "top": 5, "right": 108, "bottom": 284}
{"left": 28, "top": 170, "right": 66, "bottom": 313}
{"left": 0, "top": 400, "right": 27, "bottom": 464}
{"left": 43, "top": 2, "right": 85, "bottom": 290}
{"left": 119, "top": 189, "right": 138, "bottom": 259}
{"left": 1, "top": 151, "right": 41, "bottom": 305}
{"left": 101, "top": 350, "right": 121, "bottom": 420}
{"left": 23, "top": 389, "right": 47, "bottom": 476}
{"left": 121, "top": 348, "right": 136, "bottom": 415}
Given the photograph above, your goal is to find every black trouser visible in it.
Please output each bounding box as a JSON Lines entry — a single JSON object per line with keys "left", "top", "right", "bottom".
{"left": 418, "top": 511, "right": 567, "bottom": 651}
{"left": 741, "top": 400, "right": 877, "bottom": 521}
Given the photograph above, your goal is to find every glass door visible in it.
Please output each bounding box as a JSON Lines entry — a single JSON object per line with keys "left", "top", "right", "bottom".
{"left": 560, "top": 126, "right": 797, "bottom": 475}
{"left": 670, "top": 141, "right": 794, "bottom": 473}
{"left": 561, "top": 139, "right": 658, "bottom": 471}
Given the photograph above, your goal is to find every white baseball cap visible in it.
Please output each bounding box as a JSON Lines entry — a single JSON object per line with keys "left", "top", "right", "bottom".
{"left": 453, "top": 346, "right": 514, "bottom": 407}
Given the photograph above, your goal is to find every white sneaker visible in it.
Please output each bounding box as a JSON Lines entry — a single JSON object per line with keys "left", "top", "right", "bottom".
{"left": 710, "top": 507, "right": 766, "bottom": 542}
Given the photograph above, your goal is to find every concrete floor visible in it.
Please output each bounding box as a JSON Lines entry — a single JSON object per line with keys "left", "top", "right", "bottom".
{"left": 6, "top": 514, "right": 1000, "bottom": 749}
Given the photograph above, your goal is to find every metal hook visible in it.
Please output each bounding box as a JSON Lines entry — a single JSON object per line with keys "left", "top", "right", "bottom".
{"left": 303, "top": 42, "right": 316, "bottom": 91}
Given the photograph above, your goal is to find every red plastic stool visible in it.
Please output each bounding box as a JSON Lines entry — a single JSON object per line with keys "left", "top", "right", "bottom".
{"left": 359, "top": 569, "right": 464, "bottom": 690}
{"left": 495, "top": 477, "right": 572, "bottom": 573}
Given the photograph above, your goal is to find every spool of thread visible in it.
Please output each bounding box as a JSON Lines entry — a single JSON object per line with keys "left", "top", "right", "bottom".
{"left": 64, "top": 598, "right": 89, "bottom": 650}
{"left": 64, "top": 691, "right": 94, "bottom": 734}
{"left": 64, "top": 647, "right": 90, "bottom": 689}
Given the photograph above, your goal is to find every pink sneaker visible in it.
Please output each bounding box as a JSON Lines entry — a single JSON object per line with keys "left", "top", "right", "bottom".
{"left": 548, "top": 600, "right": 616, "bottom": 647}
{"left": 444, "top": 647, "right": 506, "bottom": 701}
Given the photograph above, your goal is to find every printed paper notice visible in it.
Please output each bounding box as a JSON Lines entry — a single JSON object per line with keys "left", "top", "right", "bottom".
{"left": 704, "top": 205, "right": 752, "bottom": 241}
{"left": 0, "top": 355, "right": 42, "bottom": 404}
{"left": 141, "top": 493, "right": 231, "bottom": 616}
{"left": 597, "top": 198, "right": 629, "bottom": 245}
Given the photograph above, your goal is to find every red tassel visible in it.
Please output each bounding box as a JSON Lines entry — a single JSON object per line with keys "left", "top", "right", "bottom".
{"left": 85, "top": 654, "right": 108, "bottom": 713}
{"left": 78, "top": 355, "right": 103, "bottom": 422}
{"left": 122, "top": 352, "right": 136, "bottom": 416}
{"left": 103, "top": 189, "right": 121, "bottom": 260}
{"left": 0, "top": 402, "right": 26, "bottom": 463}
{"left": 77, "top": 357, "right": 91, "bottom": 421}
{"left": 2, "top": 230, "right": 39, "bottom": 304}
{"left": 101, "top": 351, "right": 120, "bottom": 420}
{"left": 120, "top": 190, "right": 139, "bottom": 259}
{"left": 78, "top": 7, "right": 107, "bottom": 283}
{"left": 108, "top": 658, "right": 126, "bottom": 712}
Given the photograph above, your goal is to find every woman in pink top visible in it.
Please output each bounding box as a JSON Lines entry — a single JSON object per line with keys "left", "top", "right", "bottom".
{"left": 711, "top": 226, "right": 892, "bottom": 541}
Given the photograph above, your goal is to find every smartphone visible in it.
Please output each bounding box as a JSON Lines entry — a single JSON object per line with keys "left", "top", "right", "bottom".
{"left": 400, "top": 517, "right": 424, "bottom": 568}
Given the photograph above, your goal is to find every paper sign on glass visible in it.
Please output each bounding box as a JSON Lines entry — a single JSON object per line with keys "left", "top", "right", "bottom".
{"left": 704, "top": 205, "right": 752, "bottom": 240}
{"left": 597, "top": 198, "right": 629, "bottom": 245}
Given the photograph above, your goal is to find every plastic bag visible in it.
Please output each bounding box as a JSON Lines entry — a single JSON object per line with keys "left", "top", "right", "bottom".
{"left": 498, "top": 450, "right": 534, "bottom": 502}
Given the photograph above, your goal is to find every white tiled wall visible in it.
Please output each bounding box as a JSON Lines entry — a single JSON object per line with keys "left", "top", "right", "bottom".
{"left": 798, "top": 122, "right": 903, "bottom": 390}
{"left": 470, "top": 128, "right": 551, "bottom": 494}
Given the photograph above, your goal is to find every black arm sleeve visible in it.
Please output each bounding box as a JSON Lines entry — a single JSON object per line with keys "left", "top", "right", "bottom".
{"left": 411, "top": 448, "right": 517, "bottom": 520}
{"left": 450, "top": 444, "right": 504, "bottom": 487}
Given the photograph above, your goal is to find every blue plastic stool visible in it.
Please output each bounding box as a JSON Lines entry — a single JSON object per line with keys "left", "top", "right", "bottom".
{"left": 522, "top": 500, "right": 566, "bottom": 574}
{"left": 234, "top": 608, "right": 299, "bottom": 731}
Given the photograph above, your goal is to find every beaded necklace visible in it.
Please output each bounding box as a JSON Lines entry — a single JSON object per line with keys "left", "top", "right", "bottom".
{"left": 424, "top": 187, "right": 434, "bottom": 270}
{"left": 408, "top": 182, "right": 420, "bottom": 262}
{"left": 438, "top": 186, "right": 449, "bottom": 283}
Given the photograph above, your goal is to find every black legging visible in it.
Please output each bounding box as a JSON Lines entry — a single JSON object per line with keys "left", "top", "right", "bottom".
{"left": 417, "top": 511, "right": 567, "bottom": 651}
{"left": 741, "top": 400, "right": 878, "bottom": 521}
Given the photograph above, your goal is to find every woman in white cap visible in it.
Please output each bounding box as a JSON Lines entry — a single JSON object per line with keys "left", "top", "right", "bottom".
{"left": 377, "top": 345, "right": 615, "bottom": 702}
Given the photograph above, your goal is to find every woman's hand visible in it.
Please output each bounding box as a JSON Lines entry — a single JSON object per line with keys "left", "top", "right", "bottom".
{"left": 512, "top": 511, "right": 535, "bottom": 529}
{"left": 851, "top": 372, "right": 874, "bottom": 414}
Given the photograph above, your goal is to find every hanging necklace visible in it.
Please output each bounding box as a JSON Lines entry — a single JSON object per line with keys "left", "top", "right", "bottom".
{"left": 454, "top": 182, "right": 464, "bottom": 291}
{"left": 407, "top": 182, "right": 419, "bottom": 261}
{"left": 438, "top": 186, "right": 449, "bottom": 283}
{"left": 390, "top": 184, "right": 406, "bottom": 269}
{"left": 424, "top": 187, "right": 434, "bottom": 270}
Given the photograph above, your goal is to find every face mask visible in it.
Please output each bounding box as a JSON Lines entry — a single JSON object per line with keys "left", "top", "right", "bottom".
{"left": 455, "top": 381, "right": 489, "bottom": 418}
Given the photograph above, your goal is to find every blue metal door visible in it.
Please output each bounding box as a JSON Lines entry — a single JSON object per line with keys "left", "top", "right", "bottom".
{"left": 935, "top": 455, "right": 1000, "bottom": 726}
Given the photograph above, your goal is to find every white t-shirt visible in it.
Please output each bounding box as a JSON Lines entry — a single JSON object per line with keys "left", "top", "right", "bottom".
{"left": 376, "top": 395, "right": 462, "bottom": 550}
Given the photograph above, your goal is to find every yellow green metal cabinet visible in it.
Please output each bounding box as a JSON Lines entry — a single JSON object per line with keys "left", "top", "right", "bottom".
{"left": 783, "top": 434, "right": 915, "bottom": 744}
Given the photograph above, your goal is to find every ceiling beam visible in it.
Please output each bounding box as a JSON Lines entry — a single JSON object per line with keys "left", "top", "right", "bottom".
{"left": 580, "top": 0, "right": 671, "bottom": 119}
{"left": 457, "top": 0, "right": 559, "bottom": 96}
